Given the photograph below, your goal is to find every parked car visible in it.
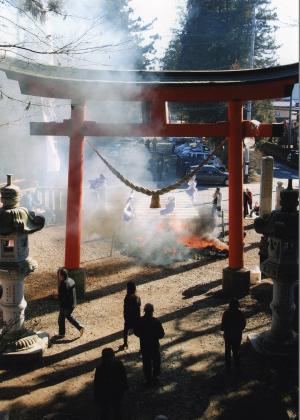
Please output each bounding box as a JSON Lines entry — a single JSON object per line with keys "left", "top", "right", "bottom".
{"left": 174, "top": 142, "right": 192, "bottom": 155}
{"left": 193, "top": 165, "right": 229, "bottom": 186}
{"left": 177, "top": 144, "right": 210, "bottom": 156}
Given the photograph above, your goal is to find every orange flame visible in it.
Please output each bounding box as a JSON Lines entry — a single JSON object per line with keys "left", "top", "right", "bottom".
{"left": 179, "top": 235, "right": 229, "bottom": 251}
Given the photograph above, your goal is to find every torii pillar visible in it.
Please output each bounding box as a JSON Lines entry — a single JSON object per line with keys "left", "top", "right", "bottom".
{"left": 64, "top": 103, "right": 86, "bottom": 296}
{"left": 222, "top": 101, "right": 250, "bottom": 298}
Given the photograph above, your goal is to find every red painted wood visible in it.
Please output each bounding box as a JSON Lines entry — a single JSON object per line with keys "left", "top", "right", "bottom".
{"left": 64, "top": 104, "right": 85, "bottom": 269}
{"left": 228, "top": 101, "right": 244, "bottom": 269}
{"left": 30, "top": 120, "right": 278, "bottom": 138}
{"left": 23, "top": 76, "right": 296, "bottom": 101}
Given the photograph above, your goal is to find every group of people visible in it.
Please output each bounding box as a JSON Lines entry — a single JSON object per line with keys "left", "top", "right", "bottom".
{"left": 56, "top": 268, "right": 247, "bottom": 419}
{"left": 212, "top": 187, "right": 260, "bottom": 219}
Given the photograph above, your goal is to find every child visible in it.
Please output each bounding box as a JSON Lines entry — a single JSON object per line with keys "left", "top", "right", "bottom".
{"left": 122, "top": 281, "right": 141, "bottom": 349}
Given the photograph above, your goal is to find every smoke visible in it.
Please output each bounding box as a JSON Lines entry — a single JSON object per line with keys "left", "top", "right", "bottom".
{"left": 116, "top": 206, "right": 217, "bottom": 266}
{"left": 82, "top": 133, "right": 156, "bottom": 240}
{"left": 82, "top": 170, "right": 218, "bottom": 266}
{"left": 0, "top": 1, "right": 222, "bottom": 268}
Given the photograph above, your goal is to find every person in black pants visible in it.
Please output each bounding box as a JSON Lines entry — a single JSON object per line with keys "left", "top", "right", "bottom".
{"left": 221, "top": 299, "right": 246, "bottom": 373}
{"left": 94, "top": 347, "right": 128, "bottom": 420}
{"left": 243, "top": 189, "right": 249, "bottom": 217}
{"left": 134, "top": 303, "right": 165, "bottom": 386}
{"left": 122, "top": 281, "right": 141, "bottom": 349}
{"left": 57, "top": 267, "right": 84, "bottom": 339}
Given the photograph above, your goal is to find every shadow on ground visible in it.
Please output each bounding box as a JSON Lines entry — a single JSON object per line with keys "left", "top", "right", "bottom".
{"left": 1, "top": 288, "right": 297, "bottom": 420}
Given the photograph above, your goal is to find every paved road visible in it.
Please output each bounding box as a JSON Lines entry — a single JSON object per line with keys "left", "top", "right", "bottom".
{"left": 133, "top": 160, "right": 298, "bottom": 223}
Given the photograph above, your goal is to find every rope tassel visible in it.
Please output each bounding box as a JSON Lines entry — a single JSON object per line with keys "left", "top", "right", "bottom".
{"left": 150, "top": 193, "right": 161, "bottom": 208}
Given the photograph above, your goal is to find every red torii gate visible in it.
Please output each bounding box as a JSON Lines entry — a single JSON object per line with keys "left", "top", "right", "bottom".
{"left": 0, "top": 58, "right": 298, "bottom": 296}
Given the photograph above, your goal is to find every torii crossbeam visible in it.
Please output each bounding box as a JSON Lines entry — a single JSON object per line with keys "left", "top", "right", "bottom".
{"left": 0, "top": 57, "right": 298, "bottom": 296}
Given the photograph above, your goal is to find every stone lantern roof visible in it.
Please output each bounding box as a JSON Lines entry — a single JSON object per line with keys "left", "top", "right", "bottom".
{"left": 0, "top": 175, "right": 45, "bottom": 235}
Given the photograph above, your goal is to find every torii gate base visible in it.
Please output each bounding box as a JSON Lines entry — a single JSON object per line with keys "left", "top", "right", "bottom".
{"left": 68, "top": 268, "right": 86, "bottom": 298}
{"left": 223, "top": 268, "right": 250, "bottom": 298}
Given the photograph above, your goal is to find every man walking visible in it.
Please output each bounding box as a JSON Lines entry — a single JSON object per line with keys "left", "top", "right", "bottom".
{"left": 134, "top": 303, "right": 165, "bottom": 386}
{"left": 57, "top": 268, "right": 84, "bottom": 338}
{"left": 121, "top": 281, "right": 141, "bottom": 349}
{"left": 94, "top": 347, "right": 128, "bottom": 420}
{"left": 221, "top": 299, "right": 246, "bottom": 373}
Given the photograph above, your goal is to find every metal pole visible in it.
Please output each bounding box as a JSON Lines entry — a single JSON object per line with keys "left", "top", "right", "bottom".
{"left": 288, "top": 94, "right": 293, "bottom": 148}
{"left": 247, "top": 7, "right": 256, "bottom": 121}
{"left": 221, "top": 210, "right": 225, "bottom": 238}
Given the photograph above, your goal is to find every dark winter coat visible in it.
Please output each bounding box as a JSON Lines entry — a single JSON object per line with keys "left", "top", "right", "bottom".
{"left": 221, "top": 308, "right": 246, "bottom": 340}
{"left": 134, "top": 315, "right": 165, "bottom": 353}
{"left": 58, "top": 277, "right": 77, "bottom": 310}
{"left": 94, "top": 359, "right": 128, "bottom": 403}
{"left": 124, "top": 294, "right": 141, "bottom": 328}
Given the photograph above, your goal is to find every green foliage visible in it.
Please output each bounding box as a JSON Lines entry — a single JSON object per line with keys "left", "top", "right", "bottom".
{"left": 252, "top": 100, "right": 275, "bottom": 123}
{"left": 162, "top": 0, "right": 278, "bottom": 124}
{"left": 101, "top": 0, "right": 158, "bottom": 69}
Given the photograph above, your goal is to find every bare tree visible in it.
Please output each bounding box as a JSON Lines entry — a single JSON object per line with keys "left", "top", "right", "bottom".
{"left": 0, "top": 0, "right": 134, "bottom": 64}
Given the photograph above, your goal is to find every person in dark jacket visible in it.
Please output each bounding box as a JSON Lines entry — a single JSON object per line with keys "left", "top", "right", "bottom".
{"left": 57, "top": 268, "right": 84, "bottom": 338}
{"left": 243, "top": 190, "right": 249, "bottom": 217}
{"left": 221, "top": 299, "right": 246, "bottom": 372}
{"left": 94, "top": 347, "right": 128, "bottom": 420}
{"left": 122, "top": 281, "right": 141, "bottom": 349}
{"left": 134, "top": 303, "right": 165, "bottom": 386}
{"left": 246, "top": 188, "right": 253, "bottom": 210}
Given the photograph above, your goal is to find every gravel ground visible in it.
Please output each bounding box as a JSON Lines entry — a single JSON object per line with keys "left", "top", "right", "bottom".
{"left": 0, "top": 220, "right": 298, "bottom": 420}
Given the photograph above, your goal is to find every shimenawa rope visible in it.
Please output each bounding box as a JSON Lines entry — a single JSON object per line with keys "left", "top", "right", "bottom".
{"left": 87, "top": 138, "right": 227, "bottom": 208}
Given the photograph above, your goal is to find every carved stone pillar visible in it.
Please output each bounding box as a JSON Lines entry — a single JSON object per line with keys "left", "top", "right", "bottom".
{"left": 249, "top": 179, "right": 298, "bottom": 355}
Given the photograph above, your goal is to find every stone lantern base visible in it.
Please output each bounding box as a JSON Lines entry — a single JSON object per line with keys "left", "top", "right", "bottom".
{"left": 0, "top": 329, "right": 49, "bottom": 363}
{"left": 248, "top": 330, "right": 298, "bottom": 356}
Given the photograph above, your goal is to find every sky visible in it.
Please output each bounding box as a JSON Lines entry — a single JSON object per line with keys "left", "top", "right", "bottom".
{"left": 131, "top": 0, "right": 299, "bottom": 65}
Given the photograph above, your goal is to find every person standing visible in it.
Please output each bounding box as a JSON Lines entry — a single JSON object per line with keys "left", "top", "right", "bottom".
{"left": 186, "top": 175, "right": 198, "bottom": 205}
{"left": 212, "top": 187, "right": 222, "bottom": 214}
{"left": 221, "top": 299, "right": 246, "bottom": 373}
{"left": 57, "top": 268, "right": 84, "bottom": 339}
{"left": 157, "top": 155, "right": 164, "bottom": 181}
{"left": 243, "top": 189, "right": 249, "bottom": 217}
{"left": 246, "top": 188, "right": 253, "bottom": 210}
{"left": 275, "top": 181, "right": 284, "bottom": 210}
{"left": 134, "top": 303, "right": 165, "bottom": 386}
{"left": 94, "top": 347, "right": 128, "bottom": 420}
{"left": 122, "top": 281, "right": 141, "bottom": 349}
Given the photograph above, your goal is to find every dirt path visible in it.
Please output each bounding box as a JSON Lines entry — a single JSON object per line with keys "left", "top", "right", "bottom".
{"left": 0, "top": 222, "right": 298, "bottom": 419}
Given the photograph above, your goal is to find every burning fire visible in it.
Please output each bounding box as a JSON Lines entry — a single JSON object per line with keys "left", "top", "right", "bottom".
{"left": 178, "top": 235, "right": 228, "bottom": 251}
{"left": 157, "top": 216, "right": 228, "bottom": 251}
{"left": 119, "top": 212, "right": 228, "bottom": 265}
{"left": 155, "top": 216, "right": 228, "bottom": 252}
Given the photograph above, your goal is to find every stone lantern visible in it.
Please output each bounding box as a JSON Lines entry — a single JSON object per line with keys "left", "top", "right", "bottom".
{"left": 0, "top": 174, "right": 47, "bottom": 360}
{"left": 249, "top": 179, "right": 298, "bottom": 355}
